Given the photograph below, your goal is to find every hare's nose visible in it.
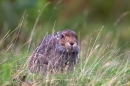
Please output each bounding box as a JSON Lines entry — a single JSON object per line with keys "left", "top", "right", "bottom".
{"left": 70, "top": 43, "right": 74, "bottom": 46}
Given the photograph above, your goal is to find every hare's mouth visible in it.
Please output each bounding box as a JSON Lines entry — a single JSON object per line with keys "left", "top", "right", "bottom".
{"left": 70, "top": 46, "right": 74, "bottom": 50}
{"left": 67, "top": 46, "right": 79, "bottom": 52}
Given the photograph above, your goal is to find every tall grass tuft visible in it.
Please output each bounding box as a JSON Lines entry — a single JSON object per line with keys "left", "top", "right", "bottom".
{"left": 0, "top": 3, "right": 130, "bottom": 85}
{"left": 0, "top": 24, "right": 130, "bottom": 86}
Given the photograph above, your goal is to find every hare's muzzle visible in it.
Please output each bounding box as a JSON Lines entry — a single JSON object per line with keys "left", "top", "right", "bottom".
{"left": 65, "top": 42, "right": 78, "bottom": 51}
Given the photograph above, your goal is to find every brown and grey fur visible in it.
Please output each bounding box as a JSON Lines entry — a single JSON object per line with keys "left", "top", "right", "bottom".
{"left": 28, "top": 29, "right": 80, "bottom": 75}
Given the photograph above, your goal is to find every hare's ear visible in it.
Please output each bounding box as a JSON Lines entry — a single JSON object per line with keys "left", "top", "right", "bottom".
{"left": 56, "top": 31, "right": 65, "bottom": 39}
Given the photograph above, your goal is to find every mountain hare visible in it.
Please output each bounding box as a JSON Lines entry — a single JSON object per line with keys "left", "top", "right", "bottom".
{"left": 28, "top": 29, "right": 80, "bottom": 75}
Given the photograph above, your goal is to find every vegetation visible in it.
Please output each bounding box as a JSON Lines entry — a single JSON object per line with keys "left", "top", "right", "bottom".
{"left": 0, "top": 0, "right": 130, "bottom": 46}
{"left": 0, "top": 0, "right": 130, "bottom": 86}
{"left": 0, "top": 25, "right": 130, "bottom": 85}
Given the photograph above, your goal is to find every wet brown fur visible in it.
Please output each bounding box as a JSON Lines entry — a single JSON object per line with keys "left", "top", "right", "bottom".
{"left": 28, "top": 29, "right": 80, "bottom": 75}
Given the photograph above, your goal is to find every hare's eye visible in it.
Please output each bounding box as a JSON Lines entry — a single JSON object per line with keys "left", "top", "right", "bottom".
{"left": 61, "top": 34, "right": 64, "bottom": 38}
{"left": 75, "top": 35, "right": 78, "bottom": 39}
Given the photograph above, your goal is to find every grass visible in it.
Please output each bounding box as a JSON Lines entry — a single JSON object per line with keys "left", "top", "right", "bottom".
{"left": 0, "top": 25, "right": 130, "bottom": 86}
{"left": 0, "top": 8, "right": 130, "bottom": 85}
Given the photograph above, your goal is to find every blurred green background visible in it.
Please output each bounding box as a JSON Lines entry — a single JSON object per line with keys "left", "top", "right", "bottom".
{"left": 0, "top": 0, "right": 130, "bottom": 50}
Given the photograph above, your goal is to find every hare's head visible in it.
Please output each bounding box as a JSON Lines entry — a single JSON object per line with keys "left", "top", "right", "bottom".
{"left": 56, "top": 29, "right": 79, "bottom": 52}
